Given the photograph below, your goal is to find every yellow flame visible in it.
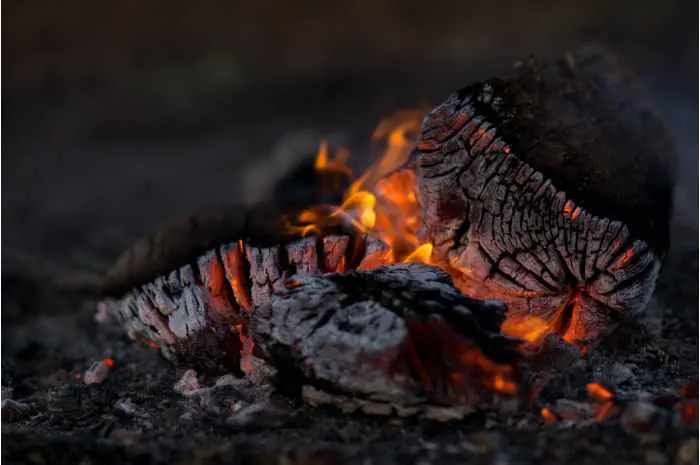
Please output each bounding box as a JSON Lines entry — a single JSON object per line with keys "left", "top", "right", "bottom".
{"left": 402, "top": 243, "right": 433, "bottom": 264}
{"left": 289, "top": 109, "right": 432, "bottom": 265}
{"left": 314, "top": 140, "right": 352, "bottom": 177}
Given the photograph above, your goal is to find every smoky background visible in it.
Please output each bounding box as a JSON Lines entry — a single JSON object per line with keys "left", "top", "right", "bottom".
{"left": 2, "top": 0, "right": 697, "bottom": 278}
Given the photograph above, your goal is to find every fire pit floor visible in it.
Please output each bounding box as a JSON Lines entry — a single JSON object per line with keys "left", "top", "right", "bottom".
{"left": 2, "top": 228, "right": 697, "bottom": 465}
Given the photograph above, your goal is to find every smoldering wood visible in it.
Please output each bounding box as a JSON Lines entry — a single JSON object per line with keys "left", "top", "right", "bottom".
{"left": 101, "top": 228, "right": 385, "bottom": 373}
{"left": 99, "top": 148, "right": 354, "bottom": 299}
{"left": 412, "top": 48, "right": 673, "bottom": 345}
{"left": 251, "top": 263, "right": 521, "bottom": 410}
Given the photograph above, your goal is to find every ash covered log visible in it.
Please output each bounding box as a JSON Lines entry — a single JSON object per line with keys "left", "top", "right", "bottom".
{"left": 412, "top": 47, "right": 675, "bottom": 346}
{"left": 98, "top": 202, "right": 388, "bottom": 373}
{"left": 251, "top": 263, "right": 522, "bottom": 413}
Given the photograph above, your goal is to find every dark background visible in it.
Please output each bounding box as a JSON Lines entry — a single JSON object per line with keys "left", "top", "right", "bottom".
{"left": 2, "top": 0, "right": 698, "bottom": 277}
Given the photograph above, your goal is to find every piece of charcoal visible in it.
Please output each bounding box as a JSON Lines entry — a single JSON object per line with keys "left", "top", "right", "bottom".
{"left": 411, "top": 47, "right": 675, "bottom": 346}
{"left": 98, "top": 202, "right": 384, "bottom": 373}
{"left": 250, "top": 263, "right": 522, "bottom": 410}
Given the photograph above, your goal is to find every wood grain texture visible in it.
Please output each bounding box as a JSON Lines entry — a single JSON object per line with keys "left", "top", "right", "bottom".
{"left": 251, "top": 263, "right": 521, "bottom": 408}
{"left": 413, "top": 48, "right": 674, "bottom": 345}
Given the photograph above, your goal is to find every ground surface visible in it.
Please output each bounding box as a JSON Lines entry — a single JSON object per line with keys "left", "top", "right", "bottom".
{"left": 0, "top": 226, "right": 697, "bottom": 465}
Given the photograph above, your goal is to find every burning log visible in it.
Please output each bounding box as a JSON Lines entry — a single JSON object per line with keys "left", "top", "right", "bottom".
{"left": 251, "top": 263, "right": 522, "bottom": 414}
{"left": 98, "top": 203, "right": 386, "bottom": 373}
{"left": 93, "top": 48, "right": 674, "bottom": 416}
{"left": 411, "top": 48, "right": 675, "bottom": 346}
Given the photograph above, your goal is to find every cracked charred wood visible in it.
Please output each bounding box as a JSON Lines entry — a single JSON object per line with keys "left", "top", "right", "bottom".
{"left": 251, "top": 263, "right": 522, "bottom": 411}
{"left": 98, "top": 203, "right": 387, "bottom": 373}
{"left": 412, "top": 47, "right": 675, "bottom": 346}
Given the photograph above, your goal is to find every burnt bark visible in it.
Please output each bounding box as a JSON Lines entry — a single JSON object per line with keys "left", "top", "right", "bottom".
{"left": 100, "top": 225, "right": 388, "bottom": 373}
{"left": 251, "top": 263, "right": 521, "bottom": 411}
{"left": 412, "top": 48, "right": 673, "bottom": 345}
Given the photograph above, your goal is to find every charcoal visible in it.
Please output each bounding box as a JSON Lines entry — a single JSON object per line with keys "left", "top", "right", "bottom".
{"left": 251, "top": 263, "right": 522, "bottom": 410}
{"left": 100, "top": 210, "right": 383, "bottom": 374}
{"left": 412, "top": 48, "right": 675, "bottom": 346}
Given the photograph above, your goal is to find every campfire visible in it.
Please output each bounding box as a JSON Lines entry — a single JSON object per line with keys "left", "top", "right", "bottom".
{"left": 85, "top": 49, "right": 695, "bottom": 431}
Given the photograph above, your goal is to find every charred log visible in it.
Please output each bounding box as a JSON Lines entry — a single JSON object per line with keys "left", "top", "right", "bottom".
{"left": 99, "top": 205, "right": 388, "bottom": 373}
{"left": 251, "top": 263, "right": 522, "bottom": 411}
{"left": 412, "top": 48, "right": 674, "bottom": 345}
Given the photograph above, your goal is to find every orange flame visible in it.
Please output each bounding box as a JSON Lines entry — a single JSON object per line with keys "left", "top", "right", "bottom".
{"left": 288, "top": 109, "right": 432, "bottom": 264}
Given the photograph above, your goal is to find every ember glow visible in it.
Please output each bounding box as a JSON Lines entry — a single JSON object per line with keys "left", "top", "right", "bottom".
{"left": 501, "top": 316, "right": 551, "bottom": 344}
{"left": 288, "top": 109, "right": 432, "bottom": 264}
{"left": 541, "top": 406, "right": 558, "bottom": 424}
{"left": 289, "top": 109, "right": 587, "bottom": 353}
{"left": 586, "top": 382, "right": 614, "bottom": 402}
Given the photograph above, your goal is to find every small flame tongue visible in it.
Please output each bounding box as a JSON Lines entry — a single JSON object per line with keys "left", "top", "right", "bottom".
{"left": 288, "top": 109, "right": 432, "bottom": 264}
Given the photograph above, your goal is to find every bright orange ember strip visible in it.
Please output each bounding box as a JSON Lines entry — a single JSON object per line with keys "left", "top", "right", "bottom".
{"left": 101, "top": 358, "right": 114, "bottom": 368}
{"left": 586, "top": 382, "right": 614, "bottom": 402}
{"left": 541, "top": 406, "right": 558, "bottom": 424}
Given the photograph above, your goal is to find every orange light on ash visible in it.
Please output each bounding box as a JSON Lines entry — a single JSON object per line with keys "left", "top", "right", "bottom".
{"left": 594, "top": 401, "right": 618, "bottom": 422}
{"left": 562, "top": 200, "right": 575, "bottom": 217}
{"left": 614, "top": 248, "right": 636, "bottom": 269}
{"left": 493, "top": 374, "right": 518, "bottom": 395}
{"left": 101, "top": 358, "right": 115, "bottom": 368}
{"left": 586, "top": 382, "right": 614, "bottom": 402}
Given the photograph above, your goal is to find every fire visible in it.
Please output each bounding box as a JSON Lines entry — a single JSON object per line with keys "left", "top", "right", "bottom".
{"left": 586, "top": 382, "right": 614, "bottom": 402}
{"left": 501, "top": 316, "right": 551, "bottom": 344}
{"left": 288, "top": 109, "right": 432, "bottom": 264}
{"left": 541, "top": 406, "right": 558, "bottom": 424}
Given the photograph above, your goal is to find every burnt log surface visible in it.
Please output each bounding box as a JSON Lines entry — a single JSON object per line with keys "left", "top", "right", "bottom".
{"left": 414, "top": 48, "right": 675, "bottom": 345}
{"left": 252, "top": 264, "right": 521, "bottom": 410}
{"left": 100, "top": 229, "right": 388, "bottom": 372}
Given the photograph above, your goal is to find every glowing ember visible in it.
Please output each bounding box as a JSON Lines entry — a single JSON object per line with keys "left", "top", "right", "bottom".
{"left": 501, "top": 316, "right": 551, "bottom": 344}
{"left": 288, "top": 110, "right": 432, "bottom": 265}
{"left": 586, "top": 382, "right": 614, "bottom": 402}
{"left": 235, "top": 323, "right": 256, "bottom": 375}
{"left": 541, "top": 406, "right": 558, "bottom": 424}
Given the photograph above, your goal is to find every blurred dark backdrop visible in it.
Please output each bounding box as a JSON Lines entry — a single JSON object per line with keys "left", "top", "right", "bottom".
{"left": 2, "top": 0, "right": 697, "bottom": 274}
